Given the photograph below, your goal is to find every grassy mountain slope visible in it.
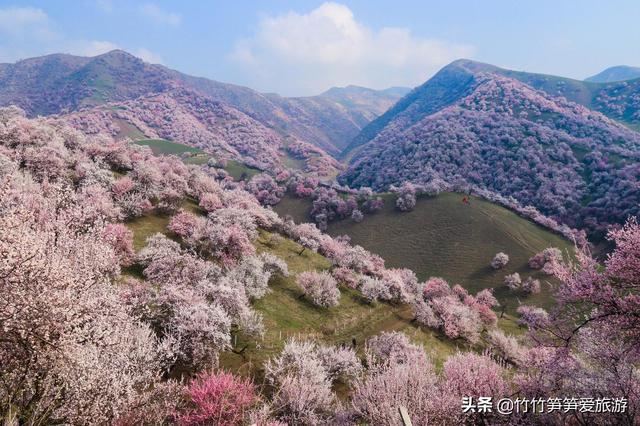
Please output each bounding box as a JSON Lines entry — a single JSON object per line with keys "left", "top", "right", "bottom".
{"left": 62, "top": 89, "right": 295, "bottom": 171}
{"left": 125, "top": 201, "right": 522, "bottom": 379}
{"left": 133, "top": 138, "right": 262, "bottom": 177}
{"left": 586, "top": 65, "right": 640, "bottom": 83}
{"left": 119, "top": 146, "right": 527, "bottom": 373}
{"left": 274, "top": 192, "right": 574, "bottom": 315}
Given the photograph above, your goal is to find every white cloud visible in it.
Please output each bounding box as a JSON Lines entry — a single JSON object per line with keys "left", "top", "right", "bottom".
{"left": 230, "top": 2, "right": 474, "bottom": 95}
{"left": 140, "top": 3, "right": 181, "bottom": 27}
{"left": 0, "top": 6, "right": 57, "bottom": 41}
{"left": 0, "top": 6, "right": 162, "bottom": 65}
{"left": 135, "top": 48, "right": 163, "bottom": 64}
{"left": 79, "top": 40, "right": 119, "bottom": 56}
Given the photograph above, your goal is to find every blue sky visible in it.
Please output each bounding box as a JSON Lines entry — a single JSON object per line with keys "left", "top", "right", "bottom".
{"left": 0, "top": 0, "right": 639, "bottom": 95}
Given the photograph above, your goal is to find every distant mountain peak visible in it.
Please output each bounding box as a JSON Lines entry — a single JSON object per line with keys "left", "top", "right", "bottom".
{"left": 443, "top": 58, "right": 500, "bottom": 73}
{"left": 93, "top": 49, "right": 142, "bottom": 61}
{"left": 586, "top": 65, "right": 640, "bottom": 83}
{"left": 320, "top": 85, "right": 410, "bottom": 97}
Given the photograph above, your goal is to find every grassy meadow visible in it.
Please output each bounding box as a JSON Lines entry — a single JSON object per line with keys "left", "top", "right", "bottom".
{"left": 133, "top": 138, "right": 262, "bottom": 179}
{"left": 118, "top": 142, "right": 568, "bottom": 380}
{"left": 121, "top": 190, "right": 522, "bottom": 382}
{"left": 275, "top": 192, "right": 575, "bottom": 314}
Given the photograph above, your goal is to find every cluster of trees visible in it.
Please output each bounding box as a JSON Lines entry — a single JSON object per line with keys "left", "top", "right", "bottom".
{"left": 246, "top": 173, "right": 285, "bottom": 206}
{"left": 414, "top": 278, "right": 499, "bottom": 344}
{"left": 277, "top": 173, "right": 384, "bottom": 229}
{"left": 2, "top": 107, "right": 638, "bottom": 424}
{"left": 284, "top": 139, "right": 342, "bottom": 177}
{"left": 0, "top": 109, "right": 170, "bottom": 423}
{"left": 341, "top": 74, "right": 640, "bottom": 235}
{"left": 0, "top": 108, "right": 289, "bottom": 423}
{"left": 593, "top": 80, "right": 640, "bottom": 125}
{"left": 309, "top": 187, "right": 359, "bottom": 230}
{"left": 259, "top": 332, "right": 511, "bottom": 425}
{"left": 528, "top": 247, "right": 563, "bottom": 273}
{"left": 64, "top": 88, "right": 285, "bottom": 171}
{"left": 498, "top": 248, "right": 562, "bottom": 295}
{"left": 512, "top": 217, "right": 640, "bottom": 424}
{"left": 504, "top": 273, "right": 541, "bottom": 295}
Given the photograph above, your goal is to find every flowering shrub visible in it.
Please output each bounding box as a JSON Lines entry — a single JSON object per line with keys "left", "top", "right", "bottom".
{"left": 529, "top": 247, "right": 563, "bottom": 272}
{"left": 415, "top": 278, "right": 498, "bottom": 343}
{"left": 102, "top": 223, "right": 136, "bottom": 266}
{"left": 504, "top": 272, "right": 522, "bottom": 290}
{"left": 443, "top": 352, "right": 509, "bottom": 398}
{"left": 296, "top": 271, "right": 340, "bottom": 308}
{"left": 490, "top": 252, "right": 509, "bottom": 269}
{"left": 198, "top": 192, "right": 223, "bottom": 212}
{"left": 178, "top": 371, "right": 257, "bottom": 426}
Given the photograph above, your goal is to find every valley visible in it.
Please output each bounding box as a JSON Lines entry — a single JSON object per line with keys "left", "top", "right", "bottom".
{"left": 1, "top": 29, "right": 639, "bottom": 424}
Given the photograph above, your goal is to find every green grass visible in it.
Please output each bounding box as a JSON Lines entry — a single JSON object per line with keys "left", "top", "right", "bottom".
{"left": 134, "top": 138, "right": 212, "bottom": 166}
{"left": 275, "top": 192, "right": 575, "bottom": 315}
{"left": 114, "top": 118, "right": 147, "bottom": 140}
{"left": 124, "top": 196, "right": 528, "bottom": 384}
{"left": 134, "top": 139, "right": 205, "bottom": 156}
{"left": 224, "top": 160, "right": 261, "bottom": 181}
{"left": 219, "top": 230, "right": 478, "bottom": 379}
{"left": 272, "top": 193, "right": 311, "bottom": 223}
{"left": 281, "top": 150, "right": 306, "bottom": 171}
{"left": 126, "top": 198, "right": 202, "bottom": 250}
{"left": 133, "top": 138, "right": 262, "bottom": 181}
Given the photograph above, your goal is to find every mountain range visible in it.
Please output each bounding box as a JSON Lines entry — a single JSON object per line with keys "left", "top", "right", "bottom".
{"left": 1, "top": 50, "right": 638, "bottom": 234}
{"left": 344, "top": 60, "right": 640, "bottom": 157}
{"left": 0, "top": 50, "right": 408, "bottom": 172}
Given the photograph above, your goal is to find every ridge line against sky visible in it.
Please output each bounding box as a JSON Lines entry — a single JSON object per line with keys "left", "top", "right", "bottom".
{"left": 0, "top": 0, "right": 638, "bottom": 96}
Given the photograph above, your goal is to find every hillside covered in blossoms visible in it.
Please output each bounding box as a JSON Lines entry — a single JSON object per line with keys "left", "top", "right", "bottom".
{"left": 2, "top": 102, "right": 639, "bottom": 425}
{"left": 341, "top": 60, "right": 640, "bottom": 235}
{"left": 1, "top": 29, "right": 639, "bottom": 424}
{"left": 0, "top": 50, "right": 406, "bottom": 157}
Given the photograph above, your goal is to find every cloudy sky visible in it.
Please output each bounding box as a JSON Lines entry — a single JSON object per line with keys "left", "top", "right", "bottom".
{"left": 0, "top": 0, "right": 639, "bottom": 95}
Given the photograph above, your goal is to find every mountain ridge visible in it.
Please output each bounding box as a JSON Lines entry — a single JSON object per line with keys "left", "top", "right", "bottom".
{"left": 0, "top": 50, "right": 406, "bottom": 157}
{"left": 586, "top": 65, "right": 640, "bottom": 83}
{"left": 343, "top": 59, "right": 640, "bottom": 157}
